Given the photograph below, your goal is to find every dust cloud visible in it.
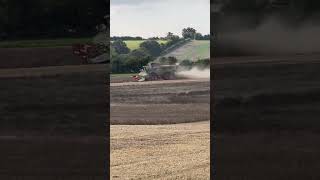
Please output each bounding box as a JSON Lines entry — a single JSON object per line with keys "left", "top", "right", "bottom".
{"left": 219, "top": 17, "right": 320, "bottom": 55}
{"left": 177, "top": 67, "right": 210, "bottom": 79}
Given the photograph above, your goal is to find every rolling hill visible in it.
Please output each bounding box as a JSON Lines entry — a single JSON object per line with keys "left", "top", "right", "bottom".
{"left": 161, "top": 40, "right": 210, "bottom": 61}
{"left": 124, "top": 40, "right": 167, "bottom": 50}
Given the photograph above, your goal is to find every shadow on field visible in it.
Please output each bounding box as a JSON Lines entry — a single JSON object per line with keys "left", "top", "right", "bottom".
{"left": 215, "top": 89, "right": 320, "bottom": 133}
{"left": 0, "top": 67, "right": 108, "bottom": 178}
{"left": 0, "top": 47, "right": 84, "bottom": 69}
{"left": 213, "top": 59, "right": 320, "bottom": 179}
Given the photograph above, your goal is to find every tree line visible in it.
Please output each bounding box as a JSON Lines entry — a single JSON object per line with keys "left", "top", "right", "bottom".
{"left": 111, "top": 28, "right": 210, "bottom": 42}
{"left": 111, "top": 27, "right": 210, "bottom": 73}
{"left": 0, "top": 0, "right": 107, "bottom": 39}
{"left": 111, "top": 35, "right": 174, "bottom": 73}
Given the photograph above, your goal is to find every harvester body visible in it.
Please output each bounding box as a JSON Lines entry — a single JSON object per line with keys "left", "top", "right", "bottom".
{"left": 72, "top": 23, "right": 109, "bottom": 64}
{"left": 72, "top": 43, "right": 107, "bottom": 64}
{"left": 134, "top": 62, "right": 178, "bottom": 81}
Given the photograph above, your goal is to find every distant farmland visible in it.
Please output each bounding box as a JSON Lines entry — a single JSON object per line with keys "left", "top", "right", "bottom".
{"left": 123, "top": 40, "right": 168, "bottom": 50}
{"left": 163, "top": 40, "right": 210, "bottom": 61}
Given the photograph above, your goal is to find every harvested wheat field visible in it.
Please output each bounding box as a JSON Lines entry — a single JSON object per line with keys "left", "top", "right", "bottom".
{"left": 214, "top": 54, "right": 320, "bottom": 179}
{"left": 111, "top": 121, "right": 210, "bottom": 180}
{"left": 0, "top": 63, "right": 108, "bottom": 178}
{"left": 110, "top": 75, "right": 210, "bottom": 179}
{"left": 0, "top": 47, "right": 85, "bottom": 69}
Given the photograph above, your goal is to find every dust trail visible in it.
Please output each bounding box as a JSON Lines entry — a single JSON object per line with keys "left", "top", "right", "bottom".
{"left": 218, "top": 17, "right": 320, "bottom": 55}
{"left": 177, "top": 67, "right": 210, "bottom": 79}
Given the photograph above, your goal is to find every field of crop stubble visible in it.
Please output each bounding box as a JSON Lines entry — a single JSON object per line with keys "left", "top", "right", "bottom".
{"left": 0, "top": 47, "right": 108, "bottom": 179}
{"left": 110, "top": 72, "right": 210, "bottom": 179}
{"left": 214, "top": 54, "right": 320, "bottom": 179}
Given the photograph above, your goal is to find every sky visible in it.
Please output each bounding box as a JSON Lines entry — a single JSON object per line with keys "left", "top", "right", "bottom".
{"left": 110, "top": 0, "right": 210, "bottom": 38}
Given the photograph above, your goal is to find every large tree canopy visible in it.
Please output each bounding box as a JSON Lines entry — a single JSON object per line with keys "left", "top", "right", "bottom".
{"left": 182, "top": 27, "right": 197, "bottom": 39}
{"left": 139, "top": 40, "right": 162, "bottom": 57}
{"left": 111, "top": 40, "right": 130, "bottom": 54}
{"left": 0, "top": 0, "right": 108, "bottom": 39}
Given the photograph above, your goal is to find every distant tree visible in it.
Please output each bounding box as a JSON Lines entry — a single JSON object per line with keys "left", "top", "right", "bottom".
{"left": 159, "top": 57, "right": 167, "bottom": 64}
{"left": 148, "top": 36, "right": 159, "bottom": 40}
{"left": 180, "top": 59, "right": 193, "bottom": 68}
{"left": 159, "top": 56, "right": 177, "bottom": 65}
{"left": 170, "top": 35, "right": 180, "bottom": 42}
{"left": 166, "top": 32, "right": 174, "bottom": 40}
{"left": 2, "top": 0, "right": 107, "bottom": 39}
{"left": 130, "top": 48, "right": 150, "bottom": 58}
{"left": 111, "top": 40, "right": 130, "bottom": 54}
{"left": 139, "top": 40, "right": 162, "bottom": 57}
{"left": 166, "top": 32, "right": 180, "bottom": 41}
{"left": 110, "top": 46, "right": 118, "bottom": 59}
{"left": 202, "top": 34, "right": 210, "bottom": 40}
{"left": 167, "top": 56, "right": 178, "bottom": 65}
{"left": 194, "top": 58, "right": 210, "bottom": 69}
{"left": 111, "top": 36, "right": 144, "bottom": 41}
{"left": 111, "top": 54, "right": 127, "bottom": 73}
{"left": 160, "top": 43, "right": 166, "bottom": 50}
{"left": 125, "top": 49, "right": 152, "bottom": 72}
{"left": 182, "top": 27, "right": 197, "bottom": 39}
{"left": 195, "top": 33, "right": 203, "bottom": 40}
{"left": 163, "top": 32, "right": 180, "bottom": 49}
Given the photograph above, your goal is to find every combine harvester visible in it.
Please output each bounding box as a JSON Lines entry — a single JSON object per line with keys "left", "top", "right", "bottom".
{"left": 72, "top": 43, "right": 107, "bottom": 64}
{"left": 132, "top": 62, "right": 178, "bottom": 82}
{"left": 132, "top": 39, "right": 210, "bottom": 82}
{"left": 72, "top": 19, "right": 109, "bottom": 64}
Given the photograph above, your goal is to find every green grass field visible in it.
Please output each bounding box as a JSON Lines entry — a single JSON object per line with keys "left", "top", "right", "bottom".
{"left": 163, "top": 40, "right": 210, "bottom": 61}
{"left": 123, "top": 40, "right": 167, "bottom": 50}
{"left": 0, "top": 39, "right": 168, "bottom": 49}
{"left": 0, "top": 38, "right": 92, "bottom": 48}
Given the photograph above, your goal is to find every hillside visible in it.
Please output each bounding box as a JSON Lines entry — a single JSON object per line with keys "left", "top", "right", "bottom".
{"left": 162, "top": 40, "right": 210, "bottom": 61}
{"left": 123, "top": 40, "right": 167, "bottom": 50}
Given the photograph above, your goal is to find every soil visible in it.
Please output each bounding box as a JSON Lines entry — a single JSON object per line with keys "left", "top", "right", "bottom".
{"left": 110, "top": 121, "right": 210, "bottom": 180}
{"left": 110, "top": 79, "right": 210, "bottom": 125}
{"left": 0, "top": 47, "right": 84, "bottom": 69}
{"left": 0, "top": 63, "right": 108, "bottom": 178}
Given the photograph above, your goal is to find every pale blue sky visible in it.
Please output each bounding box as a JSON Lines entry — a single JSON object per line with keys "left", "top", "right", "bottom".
{"left": 110, "top": 0, "right": 210, "bottom": 38}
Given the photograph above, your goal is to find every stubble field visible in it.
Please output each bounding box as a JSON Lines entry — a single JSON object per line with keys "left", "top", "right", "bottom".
{"left": 0, "top": 54, "right": 108, "bottom": 178}
{"left": 110, "top": 75, "right": 210, "bottom": 179}
{"left": 213, "top": 54, "right": 320, "bottom": 179}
